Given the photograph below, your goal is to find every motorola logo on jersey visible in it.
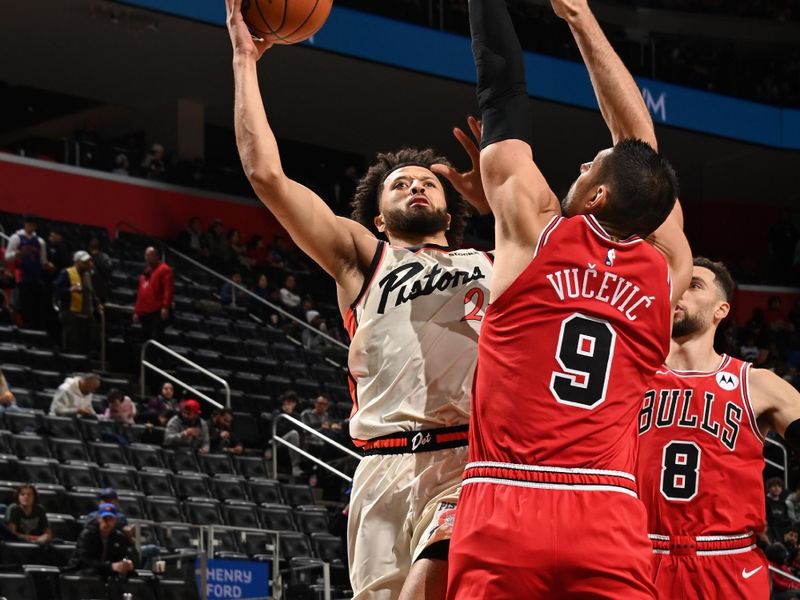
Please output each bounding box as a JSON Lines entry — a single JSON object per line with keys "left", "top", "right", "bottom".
{"left": 376, "top": 262, "right": 486, "bottom": 314}
{"left": 639, "top": 388, "right": 741, "bottom": 451}
{"left": 716, "top": 372, "right": 740, "bottom": 391}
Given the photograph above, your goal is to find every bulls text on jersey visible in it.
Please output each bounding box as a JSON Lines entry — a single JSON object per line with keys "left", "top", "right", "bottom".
{"left": 545, "top": 263, "right": 656, "bottom": 322}
{"left": 639, "top": 388, "right": 742, "bottom": 451}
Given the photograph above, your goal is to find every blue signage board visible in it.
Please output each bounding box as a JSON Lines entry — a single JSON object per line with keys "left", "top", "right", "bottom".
{"left": 196, "top": 558, "right": 270, "bottom": 600}
{"left": 115, "top": 0, "right": 800, "bottom": 149}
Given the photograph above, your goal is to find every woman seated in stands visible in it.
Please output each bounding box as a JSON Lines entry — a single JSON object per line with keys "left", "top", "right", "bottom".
{"left": 102, "top": 388, "right": 137, "bottom": 425}
{"left": 146, "top": 381, "right": 178, "bottom": 416}
{"left": 5, "top": 483, "right": 52, "bottom": 544}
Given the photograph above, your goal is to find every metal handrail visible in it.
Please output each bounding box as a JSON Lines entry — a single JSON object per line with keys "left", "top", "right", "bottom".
{"left": 141, "top": 339, "right": 230, "bottom": 408}
{"left": 765, "top": 436, "right": 789, "bottom": 489}
{"left": 272, "top": 413, "right": 361, "bottom": 481}
{"left": 769, "top": 564, "right": 800, "bottom": 585}
{"left": 114, "top": 220, "right": 348, "bottom": 351}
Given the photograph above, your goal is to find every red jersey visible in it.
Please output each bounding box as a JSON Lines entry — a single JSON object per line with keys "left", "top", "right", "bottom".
{"left": 134, "top": 262, "right": 175, "bottom": 316}
{"left": 636, "top": 355, "right": 766, "bottom": 537}
{"left": 467, "top": 215, "right": 671, "bottom": 491}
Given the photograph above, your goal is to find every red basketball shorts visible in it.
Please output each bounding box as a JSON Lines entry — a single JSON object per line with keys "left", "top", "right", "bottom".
{"left": 446, "top": 479, "right": 656, "bottom": 599}
{"left": 650, "top": 546, "right": 769, "bottom": 599}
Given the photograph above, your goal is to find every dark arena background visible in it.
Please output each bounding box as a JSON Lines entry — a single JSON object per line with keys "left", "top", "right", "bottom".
{"left": 0, "top": 1, "right": 799, "bottom": 598}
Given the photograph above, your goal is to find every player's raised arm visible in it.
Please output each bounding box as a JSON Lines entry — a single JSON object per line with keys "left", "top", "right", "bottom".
{"left": 225, "top": 0, "right": 374, "bottom": 300}
{"left": 551, "top": 0, "right": 691, "bottom": 304}
{"left": 469, "top": 0, "right": 560, "bottom": 299}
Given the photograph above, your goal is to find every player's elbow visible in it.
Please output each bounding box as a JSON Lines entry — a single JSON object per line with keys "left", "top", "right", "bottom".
{"left": 479, "top": 140, "right": 532, "bottom": 186}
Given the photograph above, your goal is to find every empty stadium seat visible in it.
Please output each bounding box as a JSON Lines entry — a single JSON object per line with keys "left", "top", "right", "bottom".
{"left": 4, "top": 410, "right": 42, "bottom": 435}
{"left": 166, "top": 449, "right": 199, "bottom": 473}
{"left": 248, "top": 479, "right": 283, "bottom": 505}
{"left": 259, "top": 504, "right": 297, "bottom": 532}
{"left": 234, "top": 455, "right": 269, "bottom": 480}
{"left": 32, "top": 484, "right": 65, "bottom": 513}
{"left": 0, "top": 572, "right": 35, "bottom": 600}
{"left": 128, "top": 443, "right": 165, "bottom": 469}
{"left": 64, "top": 490, "right": 100, "bottom": 517}
{"left": 0, "top": 541, "right": 44, "bottom": 566}
{"left": 231, "top": 415, "right": 262, "bottom": 450}
{"left": 43, "top": 416, "right": 81, "bottom": 439}
{"left": 47, "top": 513, "right": 81, "bottom": 542}
{"left": 210, "top": 476, "right": 247, "bottom": 501}
{"left": 117, "top": 494, "right": 148, "bottom": 520}
{"left": 157, "top": 578, "right": 199, "bottom": 600}
{"left": 294, "top": 505, "right": 330, "bottom": 535}
{"left": 11, "top": 434, "right": 51, "bottom": 460}
{"left": 145, "top": 496, "right": 184, "bottom": 523}
{"left": 16, "top": 459, "right": 58, "bottom": 485}
{"left": 57, "top": 462, "right": 98, "bottom": 489}
{"left": 173, "top": 473, "right": 211, "bottom": 499}
{"left": 198, "top": 453, "right": 234, "bottom": 476}
{"left": 310, "top": 532, "right": 346, "bottom": 563}
{"left": 160, "top": 525, "right": 199, "bottom": 552}
{"left": 279, "top": 531, "right": 313, "bottom": 559}
{"left": 281, "top": 483, "right": 315, "bottom": 507}
{"left": 59, "top": 575, "right": 106, "bottom": 600}
{"left": 99, "top": 467, "right": 137, "bottom": 492}
{"left": 242, "top": 531, "right": 273, "bottom": 557}
{"left": 49, "top": 437, "right": 89, "bottom": 462}
{"left": 183, "top": 499, "right": 222, "bottom": 524}
{"left": 137, "top": 468, "right": 174, "bottom": 496}
{"left": 88, "top": 441, "right": 128, "bottom": 466}
{"left": 222, "top": 500, "right": 260, "bottom": 529}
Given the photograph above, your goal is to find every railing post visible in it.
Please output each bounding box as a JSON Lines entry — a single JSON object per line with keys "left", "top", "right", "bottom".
{"left": 323, "top": 561, "right": 331, "bottom": 600}
{"left": 198, "top": 550, "right": 208, "bottom": 600}
{"left": 99, "top": 307, "right": 107, "bottom": 373}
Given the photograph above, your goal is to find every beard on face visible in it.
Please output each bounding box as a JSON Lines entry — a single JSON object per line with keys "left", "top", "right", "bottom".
{"left": 382, "top": 205, "right": 450, "bottom": 238}
{"left": 672, "top": 309, "right": 705, "bottom": 338}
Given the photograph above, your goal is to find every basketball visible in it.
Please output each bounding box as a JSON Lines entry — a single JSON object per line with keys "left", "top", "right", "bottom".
{"left": 241, "top": 0, "right": 334, "bottom": 45}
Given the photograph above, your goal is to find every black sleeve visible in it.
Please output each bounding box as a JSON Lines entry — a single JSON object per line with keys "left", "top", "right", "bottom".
{"left": 469, "top": 0, "right": 533, "bottom": 148}
{"left": 70, "top": 528, "right": 112, "bottom": 577}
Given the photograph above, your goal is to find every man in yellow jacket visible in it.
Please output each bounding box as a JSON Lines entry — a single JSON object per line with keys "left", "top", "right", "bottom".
{"left": 54, "top": 250, "right": 98, "bottom": 355}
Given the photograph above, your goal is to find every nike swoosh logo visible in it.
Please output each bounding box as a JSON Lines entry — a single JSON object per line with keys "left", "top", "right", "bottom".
{"left": 742, "top": 566, "right": 763, "bottom": 579}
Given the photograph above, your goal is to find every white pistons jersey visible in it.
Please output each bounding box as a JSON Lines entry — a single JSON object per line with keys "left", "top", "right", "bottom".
{"left": 344, "top": 241, "right": 493, "bottom": 445}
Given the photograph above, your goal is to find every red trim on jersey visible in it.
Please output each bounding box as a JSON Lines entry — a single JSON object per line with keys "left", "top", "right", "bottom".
{"left": 463, "top": 462, "right": 638, "bottom": 496}
{"left": 483, "top": 251, "right": 494, "bottom": 264}
{"left": 350, "top": 240, "right": 387, "bottom": 311}
{"left": 584, "top": 215, "right": 642, "bottom": 245}
{"left": 532, "top": 215, "right": 563, "bottom": 257}
{"left": 406, "top": 242, "right": 452, "bottom": 254}
{"left": 740, "top": 362, "right": 765, "bottom": 444}
{"left": 659, "top": 354, "right": 732, "bottom": 377}
{"left": 649, "top": 531, "right": 756, "bottom": 556}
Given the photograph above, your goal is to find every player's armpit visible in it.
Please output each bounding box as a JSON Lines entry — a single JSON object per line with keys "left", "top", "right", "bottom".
{"left": 645, "top": 200, "right": 692, "bottom": 307}
{"left": 749, "top": 367, "right": 800, "bottom": 439}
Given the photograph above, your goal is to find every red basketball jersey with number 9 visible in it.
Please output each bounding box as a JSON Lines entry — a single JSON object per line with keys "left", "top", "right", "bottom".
{"left": 636, "top": 356, "right": 766, "bottom": 536}
{"left": 470, "top": 215, "right": 671, "bottom": 475}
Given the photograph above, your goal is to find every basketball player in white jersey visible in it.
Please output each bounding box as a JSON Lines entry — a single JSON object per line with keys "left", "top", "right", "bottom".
{"left": 225, "top": 2, "right": 493, "bottom": 598}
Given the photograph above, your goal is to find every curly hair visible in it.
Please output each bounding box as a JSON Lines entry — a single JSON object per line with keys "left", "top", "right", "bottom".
{"left": 350, "top": 148, "right": 471, "bottom": 247}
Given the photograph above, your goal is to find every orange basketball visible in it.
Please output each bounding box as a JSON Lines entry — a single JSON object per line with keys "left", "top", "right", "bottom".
{"left": 241, "top": 0, "right": 334, "bottom": 45}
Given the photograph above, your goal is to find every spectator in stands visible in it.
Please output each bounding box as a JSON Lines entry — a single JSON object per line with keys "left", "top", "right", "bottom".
{"left": 68, "top": 503, "right": 137, "bottom": 586}
{"left": 221, "top": 271, "right": 245, "bottom": 307}
{"left": 740, "top": 333, "right": 759, "bottom": 362}
{"left": 787, "top": 527, "right": 800, "bottom": 555}
{"left": 279, "top": 274, "right": 302, "bottom": 314}
{"left": 54, "top": 250, "right": 98, "bottom": 355}
{"left": 88, "top": 237, "right": 113, "bottom": 304}
{"left": 164, "top": 399, "right": 209, "bottom": 453}
{"left": 246, "top": 234, "right": 269, "bottom": 268}
{"left": 268, "top": 234, "right": 290, "bottom": 269}
{"left": 228, "top": 229, "right": 253, "bottom": 269}
{"left": 112, "top": 153, "right": 130, "bottom": 176}
{"left": 767, "top": 542, "right": 800, "bottom": 599}
{"left": 0, "top": 368, "right": 18, "bottom": 415}
{"left": 272, "top": 391, "right": 304, "bottom": 477}
{"left": 204, "top": 219, "right": 230, "bottom": 266}
{"left": 133, "top": 247, "right": 174, "bottom": 343}
{"left": 5, "top": 214, "right": 50, "bottom": 329}
{"left": 253, "top": 274, "right": 281, "bottom": 325}
{"left": 301, "top": 394, "right": 331, "bottom": 432}
{"left": 788, "top": 481, "right": 800, "bottom": 525}
{"left": 140, "top": 143, "right": 166, "bottom": 181}
{"left": 102, "top": 388, "right": 137, "bottom": 425}
{"left": 302, "top": 310, "right": 329, "bottom": 351}
{"left": 769, "top": 476, "right": 794, "bottom": 540}
{"left": 5, "top": 484, "right": 52, "bottom": 544}
{"left": 46, "top": 230, "right": 70, "bottom": 274}
{"left": 208, "top": 408, "right": 243, "bottom": 455}
{"left": 147, "top": 381, "right": 179, "bottom": 416}
{"left": 176, "top": 217, "right": 209, "bottom": 259}
{"left": 50, "top": 373, "right": 101, "bottom": 417}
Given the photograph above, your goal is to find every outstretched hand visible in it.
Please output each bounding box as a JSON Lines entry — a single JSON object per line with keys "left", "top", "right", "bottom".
{"left": 549, "top": 0, "right": 587, "bottom": 20}
{"left": 431, "top": 116, "right": 491, "bottom": 216}
{"left": 225, "top": 0, "right": 272, "bottom": 60}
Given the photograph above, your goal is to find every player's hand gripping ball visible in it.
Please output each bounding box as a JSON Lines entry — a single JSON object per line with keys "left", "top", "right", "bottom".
{"left": 241, "top": 0, "right": 334, "bottom": 45}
